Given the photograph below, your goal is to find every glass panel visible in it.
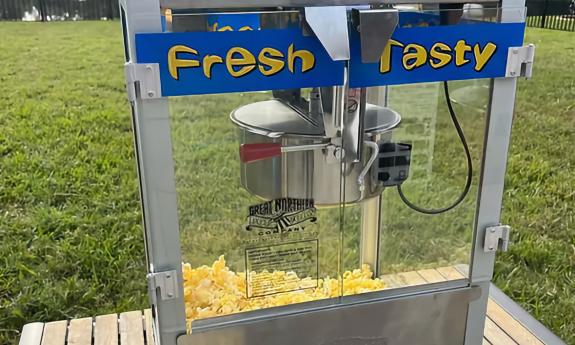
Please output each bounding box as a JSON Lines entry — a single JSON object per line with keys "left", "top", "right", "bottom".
{"left": 394, "top": 6, "right": 527, "bottom": 26}
{"left": 337, "top": 80, "right": 489, "bottom": 295}
{"left": 161, "top": 6, "right": 515, "bottom": 326}
{"left": 170, "top": 92, "right": 346, "bottom": 329}
{"left": 383, "top": 79, "right": 487, "bottom": 283}
{"left": 335, "top": 7, "right": 515, "bottom": 298}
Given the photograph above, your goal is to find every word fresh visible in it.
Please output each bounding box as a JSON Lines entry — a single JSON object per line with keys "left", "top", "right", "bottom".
{"left": 168, "top": 44, "right": 316, "bottom": 80}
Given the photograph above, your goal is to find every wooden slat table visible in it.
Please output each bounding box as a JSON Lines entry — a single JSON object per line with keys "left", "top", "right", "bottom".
{"left": 19, "top": 266, "right": 566, "bottom": 345}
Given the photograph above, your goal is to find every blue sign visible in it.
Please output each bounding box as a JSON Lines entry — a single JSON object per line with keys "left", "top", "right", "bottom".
{"left": 348, "top": 22, "right": 525, "bottom": 88}
{"left": 206, "top": 13, "right": 261, "bottom": 31}
{"left": 135, "top": 19, "right": 525, "bottom": 97}
{"left": 398, "top": 12, "right": 441, "bottom": 27}
{"left": 135, "top": 29, "right": 345, "bottom": 96}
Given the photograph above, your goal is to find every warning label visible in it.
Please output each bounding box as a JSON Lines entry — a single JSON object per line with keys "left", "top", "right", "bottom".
{"left": 245, "top": 239, "right": 319, "bottom": 298}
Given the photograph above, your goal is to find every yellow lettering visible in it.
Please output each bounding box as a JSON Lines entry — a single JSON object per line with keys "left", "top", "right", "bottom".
{"left": 473, "top": 42, "right": 497, "bottom": 72}
{"left": 208, "top": 22, "right": 218, "bottom": 31}
{"left": 288, "top": 44, "right": 315, "bottom": 73}
{"left": 203, "top": 55, "right": 223, "bottom": 79}
{"left": 209, "top": 23, "right": 253, "bottom": 31}
{"left": 226, "top": 47, "right": 256, "bottom": 77}
{"left": 429, "top": 42, "right": 452, "bottom": 69}
{"left": 168, "top": 45, "right": 200, "bottom": 80}
{"left": 379, "top": 39, "right": 404, "bottom": 74}
{"left": 402, "top": 44, "right": 427, "bottom": 71}
{"left": 258, "top": 48, "right": 285, "bottom": 76}
{"left": 454, "top": 40, "right": 472, "bottom": 67}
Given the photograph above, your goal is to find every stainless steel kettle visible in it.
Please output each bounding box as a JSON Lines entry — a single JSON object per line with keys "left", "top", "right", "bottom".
{"left": 230, "top": 88, "right": 401, "bottom": 206}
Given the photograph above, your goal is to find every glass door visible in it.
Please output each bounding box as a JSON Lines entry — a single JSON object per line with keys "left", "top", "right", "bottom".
{"left": 170, "top": 88, "right": 350, "bottom": 329}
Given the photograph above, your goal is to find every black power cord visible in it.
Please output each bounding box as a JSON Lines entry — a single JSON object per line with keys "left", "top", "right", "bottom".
{"left": 397, "top": 81, "right": 473, "bottom": 214}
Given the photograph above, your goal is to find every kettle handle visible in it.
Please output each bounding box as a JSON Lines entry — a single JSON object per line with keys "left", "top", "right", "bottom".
{"left": 358, "top": 141, "right": 380, "bottom": 192}
{"left": 240, "top": 143, "right": 282, "bottom": 163}
{"left": 240, "top": 143, "right": 331, "bottom": 163}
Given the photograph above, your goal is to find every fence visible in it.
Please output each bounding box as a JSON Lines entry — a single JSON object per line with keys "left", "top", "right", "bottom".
{"left": 0, "top": 0, "right": 119, "bottom": 21}
{"left": 1, "top": 0, "right": 574, "bottom": 31}
{"left": 526, "top": 0, "right": 575, "bottom": 31}
{"left": 527, "top": 14, "right": 575, "bottom": 30}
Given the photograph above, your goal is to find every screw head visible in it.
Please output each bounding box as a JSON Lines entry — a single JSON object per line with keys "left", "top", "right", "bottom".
{"left": 167, "top": 293, "right": 174, "bottom": 298}
{"left": 490, "top": 228, "right": 496, "bottom": 233}
{"left": 147, "top": 90, "right": 155, "bottom": 97}
{"left": 146, "top": 64, "right": 153, "bottom": 71}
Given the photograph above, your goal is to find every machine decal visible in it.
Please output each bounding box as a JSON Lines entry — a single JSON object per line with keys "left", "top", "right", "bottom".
{"left": 245, "top": 239, "right": 319, "bottom": 298}
{"left": 349, "top": 22, "right": 526, "bottom": 87}
{"left": 135, "top": 29, "right": 345, "bottom": 96}
{"left": 245, "top": 198, "right": 317, "bottom": 236}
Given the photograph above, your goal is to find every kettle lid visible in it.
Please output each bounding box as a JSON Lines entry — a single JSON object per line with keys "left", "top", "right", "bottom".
{"left": 230, "top": 99, "right": 401, "bottom": 138}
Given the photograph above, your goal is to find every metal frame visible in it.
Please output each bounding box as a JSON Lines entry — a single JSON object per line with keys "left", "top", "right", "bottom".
{"left": 120, "top": 0, "right": 187, "bottom": 344}
{"left": 121, "top": 0, "right": 529, "bottom": 344}
{"left": 464, "top": 0, "right": 526, "bottom": 343}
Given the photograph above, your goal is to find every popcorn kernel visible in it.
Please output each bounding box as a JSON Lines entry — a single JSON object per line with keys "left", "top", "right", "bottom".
{"left": 183, "top": 256, "right": 385, "bottom": 328}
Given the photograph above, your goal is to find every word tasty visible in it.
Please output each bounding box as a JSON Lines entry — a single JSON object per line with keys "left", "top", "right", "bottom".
{"left": 379, "top": 39, "right": 497, "bottom": 73}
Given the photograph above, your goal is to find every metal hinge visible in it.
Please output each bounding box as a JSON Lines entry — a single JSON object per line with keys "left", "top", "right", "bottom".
{"left": 147, "top": 270, "right": 178, "bottom": 304}
{"left": 124, "top": 62, "right": 162, "bottom": 102}
{"left": 484, "top": 225, "right": 510, "bottom": 253}
{"left": 505, "top": 44, "right": 535, "bottom": 79}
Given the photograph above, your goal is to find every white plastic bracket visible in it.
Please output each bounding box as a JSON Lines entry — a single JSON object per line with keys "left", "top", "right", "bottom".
{"left": 124, "top": 62, "right": 162, "bottom": 101}
{"left": 484, "top": 225, "right": 511, "bottom": 253}
{"left": 505, "top": 44, "right": 535, "bottom": 79}
{"left": 147, "top": 270, "right": 178, "bottom": 304}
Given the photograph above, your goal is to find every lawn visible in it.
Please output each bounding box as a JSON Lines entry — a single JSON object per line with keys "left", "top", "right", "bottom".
{"left": 0, "top": 21, "right": 574, "bottom": 345}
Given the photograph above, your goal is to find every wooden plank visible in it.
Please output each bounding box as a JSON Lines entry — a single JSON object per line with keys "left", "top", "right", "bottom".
{"left": 454, "top": 264, "right": 470, "bottom": 276}
{"left": 380, "top": 272, "right": 405, "bottom": 288}
{"left": 67, "top": 317, "right": 93, "bottom": 345}
{"left": 436, "top": 266, "right": 465, "bottom": 281}
{"left": 144, "top": 309, "right": 155, "bottom": 345}
{"left": 20, "top": 323, "right": 45, "bottom": 345}
{"left": 487, "top": 300, "right": 545, "bottom": 345}
{"left": 94, "top": 314, "right": 118, "bottom": 345}
{"left": 21, "top": 266, "right": 557, "bottom": 345}
{"left": 119, "top": 311, "right": 145, "bottom": 345}
{"left": 395, "top": 271, "right": 427, "bottom": 286}
{"left": 41, "top": 321, "right": 67, "bottom": 345}
{"left": 484, "top": 317, "right": 519, "bottom": 345}
{"left": 417, "top": 269, "right": 447, "bottom": 283}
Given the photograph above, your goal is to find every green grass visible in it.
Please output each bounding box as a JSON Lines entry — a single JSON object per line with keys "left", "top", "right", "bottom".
{"left": 0, "top": 21, "right": 573, "bottom": 345}
{"left": 0, "top": 22, "right": 146, "bottom": 344}
{"left": 495, "top": 29, "right": 575, "bottom": 341}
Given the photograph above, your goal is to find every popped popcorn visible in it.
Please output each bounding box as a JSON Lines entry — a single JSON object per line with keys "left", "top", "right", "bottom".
{"left": 183, "top": 256, "right": 385, "bottom": 328}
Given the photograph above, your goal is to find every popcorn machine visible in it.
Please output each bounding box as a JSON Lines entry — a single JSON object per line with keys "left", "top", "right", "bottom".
{"left": 120, "top": 0, "right": 534, "bottom": 344}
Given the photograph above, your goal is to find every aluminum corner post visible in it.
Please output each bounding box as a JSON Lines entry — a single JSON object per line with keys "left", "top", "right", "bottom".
{"left": 464, "top": 0, "right": 526, "bottom": 343}
{"left": 120, "top": 0, "right": 187, "bottom": 344}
